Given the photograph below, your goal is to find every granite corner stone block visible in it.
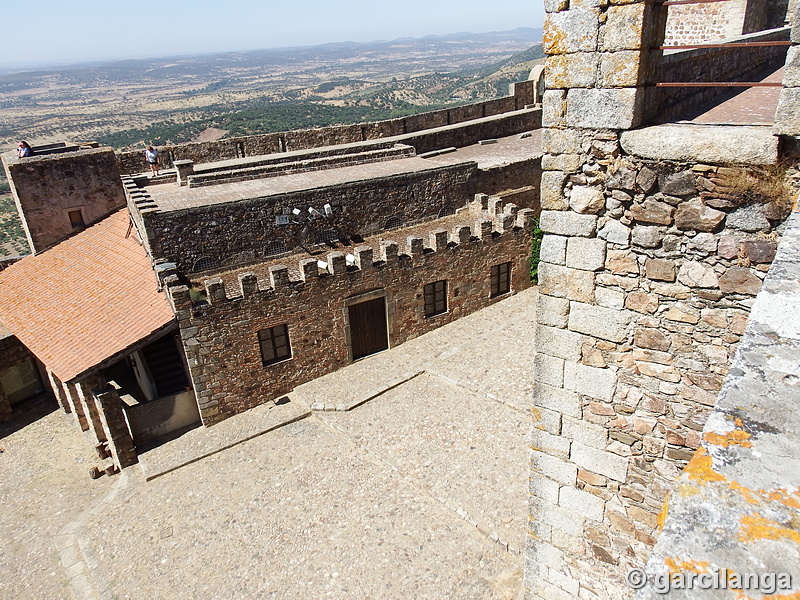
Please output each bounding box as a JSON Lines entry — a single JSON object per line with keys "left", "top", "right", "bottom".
{"left": 540, "top": 210, "right": 598, "bottom": 238}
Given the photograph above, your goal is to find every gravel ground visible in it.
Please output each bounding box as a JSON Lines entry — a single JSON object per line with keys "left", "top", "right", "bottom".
{"left": 2, "top": 287, "right": 538, "bottom": 600}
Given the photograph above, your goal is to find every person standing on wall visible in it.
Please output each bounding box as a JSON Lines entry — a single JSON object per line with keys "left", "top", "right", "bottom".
{"left": 144, "top": 145, "right": 160, "bottom": 176}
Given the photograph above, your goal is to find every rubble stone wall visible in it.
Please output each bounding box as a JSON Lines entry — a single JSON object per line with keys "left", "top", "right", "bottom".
{"left": 664, "top": 0, "right": 748, "bottom": 45}
{"left": 167, "top": 213, "right": 535, "bottom": 425}
{"left": 528, "top": 1, "right": 794, "bottom": 598}
{"left": 2, "top": 148, "right": 126, "bottom": 253}
{"left": 634, "top": 212, "right": 800, "bottom": 600}
{"left": 530, "top": 132, "right": 788, "bottom": 598}
{"left": 664, "top": 0, "right": 789, "bottom": 45}
{"left": 133, "top": 163, "right": 480, "bottom": 273}
{"left": 116, "top": 82, "right": 536, "bottom": 174}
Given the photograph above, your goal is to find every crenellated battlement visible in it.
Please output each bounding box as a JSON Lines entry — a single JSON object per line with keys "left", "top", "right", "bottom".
{"left": 167, "top": 207, "right": 537, "bottom": 309}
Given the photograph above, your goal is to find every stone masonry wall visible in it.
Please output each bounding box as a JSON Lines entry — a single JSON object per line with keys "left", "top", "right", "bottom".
{"left": 167, "top": 211, "right": 535, "bottom": 425}
{"left": 664, "top": 0, "right": 790, "bottom": 46}
{"left": 116, "top": 82, "right": 535, "bottom": 173}
{"left": 2, "top": 147, "right": 127, "bottom": 253}
{"left": 132, "top": 163, "right": 480, "bottom": 273}
{"left": 664, "top": 0, "right": 748, "bottom": 46}
{"left": 658, "top": 28, "right": 790, "bottom": 123}
{"left": 634, "top": 212, "right": 800, "bottom": 599}
{"left": 527, "top": 1, "right": 792, "bottom": 598}
{"left": 530, "top": 133, "right": 789, "bottom": 599}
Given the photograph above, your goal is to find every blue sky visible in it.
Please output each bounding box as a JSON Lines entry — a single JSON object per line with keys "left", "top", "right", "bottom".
{"left": 4, "top": 0, "right": 544, "bottom": 68}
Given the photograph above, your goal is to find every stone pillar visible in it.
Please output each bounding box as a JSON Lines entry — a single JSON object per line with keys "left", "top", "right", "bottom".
{"left": 174, "top": 159, "right": 195, "bottom": 186}
{"left": 774, "top": 3, "right": 800, "bottom": 136}
{"left": 46, "top": 368, "right": 71, "bottom": 414}
{"left": 63, "top": 382, "right": 89, "bottom": 432}
{"left": 0, "top": 387, "right": 11, "bottom": 422}
{"left": 527, "top": 3, "right": 678, "bottom": 600}
{"left": 77, "top": 374, "right": 108, "bottom": 445}
{"left": 93, "top": 385, "right": 138, "bottom": 469}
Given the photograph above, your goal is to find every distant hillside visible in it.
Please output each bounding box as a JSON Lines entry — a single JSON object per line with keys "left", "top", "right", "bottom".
{"left": 0, "top": 28, "right": 543, "bottom": 151}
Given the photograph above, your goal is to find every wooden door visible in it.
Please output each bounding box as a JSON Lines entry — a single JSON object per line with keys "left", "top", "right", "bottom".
{"left": 348, "top": 297, "right": 389, "bottom": 360}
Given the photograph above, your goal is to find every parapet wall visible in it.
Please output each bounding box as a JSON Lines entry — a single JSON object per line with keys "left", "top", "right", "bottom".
{"left": 665, "top": 0, "right": 790, "bottom": 46}
{"left": 116, "top": 81, "right": 536, "bottom": 174}
{"left": 126, "top": 162, "right": 481, "bottom": 274}
{"left": 635, "top": 210, "right": 800, "bottom": 599}
{"left": 657, "top": 27, "right": 790, "bottom": 122}
{"left": 167, "top": 209, "right": 535, "bottom": 425}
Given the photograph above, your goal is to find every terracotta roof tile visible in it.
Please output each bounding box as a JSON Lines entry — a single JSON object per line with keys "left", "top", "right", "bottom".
{"left": 0, "top": 209, "right": 175, "bottom": 382}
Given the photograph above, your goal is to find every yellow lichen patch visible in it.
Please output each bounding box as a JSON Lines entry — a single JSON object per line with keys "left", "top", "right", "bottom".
{"left": 684, "top": 447, "right": 726, "bottom": 484}
{"left": 681, "top": 449, "right": 800, "bottom": 513}
{"left": 765, "top": 489, "right": 800, "bottom": 510}
{"left": 703, "top": 428, "right": 752, "bottom": 449}
{"left": 664, "top": 557, "right": 710, "bottom": 574}
{"left": 728, "top": 480, "right": 764, "bottom": 506}
{"left": 739, "top": 591, "right": 800, "bottom": 600}
{"left": 657, "top": 496, "right": 670, "bottom": 532}
{"left": 738, "top": 514, "right": 800, "bottom": 545}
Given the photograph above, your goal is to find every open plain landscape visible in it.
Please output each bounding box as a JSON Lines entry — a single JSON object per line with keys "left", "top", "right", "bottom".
{"left": 0, "top": 29, "right": 543, "bottom": 151}
{"left": 0, "top": 28, "right": 542, "bottom": 256}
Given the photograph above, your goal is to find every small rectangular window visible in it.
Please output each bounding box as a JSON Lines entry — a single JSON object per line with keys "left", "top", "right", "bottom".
{"left": 68, "top": 210, "right": 85, "bottom": 229}
{"left": 424, "top": 280, "right": 447, "bottom": 317}
{"left": 490, "top": 262, "right": 511, "bottom": 297}
{"left": 258, "top": 324, "right": 292, "bottom": 366}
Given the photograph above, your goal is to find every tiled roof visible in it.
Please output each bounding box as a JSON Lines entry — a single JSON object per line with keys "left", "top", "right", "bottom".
{"left": 0, "top": 209, "right": 175, "bottom": 382}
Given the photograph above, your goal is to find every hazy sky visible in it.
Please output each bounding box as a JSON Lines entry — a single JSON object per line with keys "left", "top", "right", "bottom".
{"left": 4, "top": 0, "right": 544, "bottom": 68}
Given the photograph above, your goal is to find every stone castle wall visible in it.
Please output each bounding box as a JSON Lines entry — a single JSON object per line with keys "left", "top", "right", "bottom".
{"left": 530, "top": 132, "right": 787, "bottom": 598}
{"left": 528, "top": 1, "right": 795, "bottom": 598}
{"left": 128, "top": 155, "right": 542, "bottom": 274}
{"left": 167, "top": 212, "right": 535, "bottom": 425}
{"left": 2, "top": 147, "right": 126, "bottom": 253}
{"left": 664, "top": 0, "right": 749, "bottom": 45}
{"left": 658, "top": 27, "right": 790, "bottom": 122}
{"left": 664, "top": 0, "right": 789, "bottom": 46}
{"left": 634, "top": 212, "right": 800, "bottom": 599}
{"left": 128, "top": 162, "right": 480, "bottom": 273}
{"left": 116, "top": 82, "right": 536, "bottom": 174}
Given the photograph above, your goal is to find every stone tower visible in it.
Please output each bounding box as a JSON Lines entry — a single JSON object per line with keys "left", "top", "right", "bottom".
{"left": 1, "top": 144, "right": 126, "bottom": 254}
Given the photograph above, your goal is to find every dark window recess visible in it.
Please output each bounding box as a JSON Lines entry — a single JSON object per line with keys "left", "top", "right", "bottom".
{"left": 140, "top": 334, "right": 189, "bottom": 398}
{"left": 259, "top": 324, "right": 292, "bottom": 366}
{"left": 315, "top": 229, "right": 339, "bottom": 244}
{"left": 424, "top": 280, "right": 448, "bottom": 317}
{"left": 265, "top": 240, "right": 287, "bottom": 256}
{"left": 438, "top": 205, "right": 456, "bottom": 218}
{"left": 68, "top": 210, "right": 85, "bottom": 229}
{"left": 385, "top": 216, "right": 403, "bottom": 229}
{"left": 490, "top": 262, "right": 512, "bottom": 297}
{"left": 193, "top": 257, "right": 219, "bottom": 272}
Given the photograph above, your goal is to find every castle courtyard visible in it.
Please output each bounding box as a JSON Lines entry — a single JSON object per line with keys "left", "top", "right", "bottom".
{"left": 0, "top": 287, "right": 538, "bottom": 600}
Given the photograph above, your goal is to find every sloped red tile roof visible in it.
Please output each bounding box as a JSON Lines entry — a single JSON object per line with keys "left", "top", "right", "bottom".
{"left": 0, "top": 209, "right": 175, "bottom": 382}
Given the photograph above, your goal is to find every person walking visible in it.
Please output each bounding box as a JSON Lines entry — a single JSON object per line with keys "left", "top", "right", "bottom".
{"left": 144, "top": 146, "right": 160, "bottom": 176}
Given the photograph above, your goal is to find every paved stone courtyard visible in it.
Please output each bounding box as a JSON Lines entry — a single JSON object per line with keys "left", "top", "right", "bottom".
{"left": 1, "top": 287, "right": 538, "bottom": 600}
